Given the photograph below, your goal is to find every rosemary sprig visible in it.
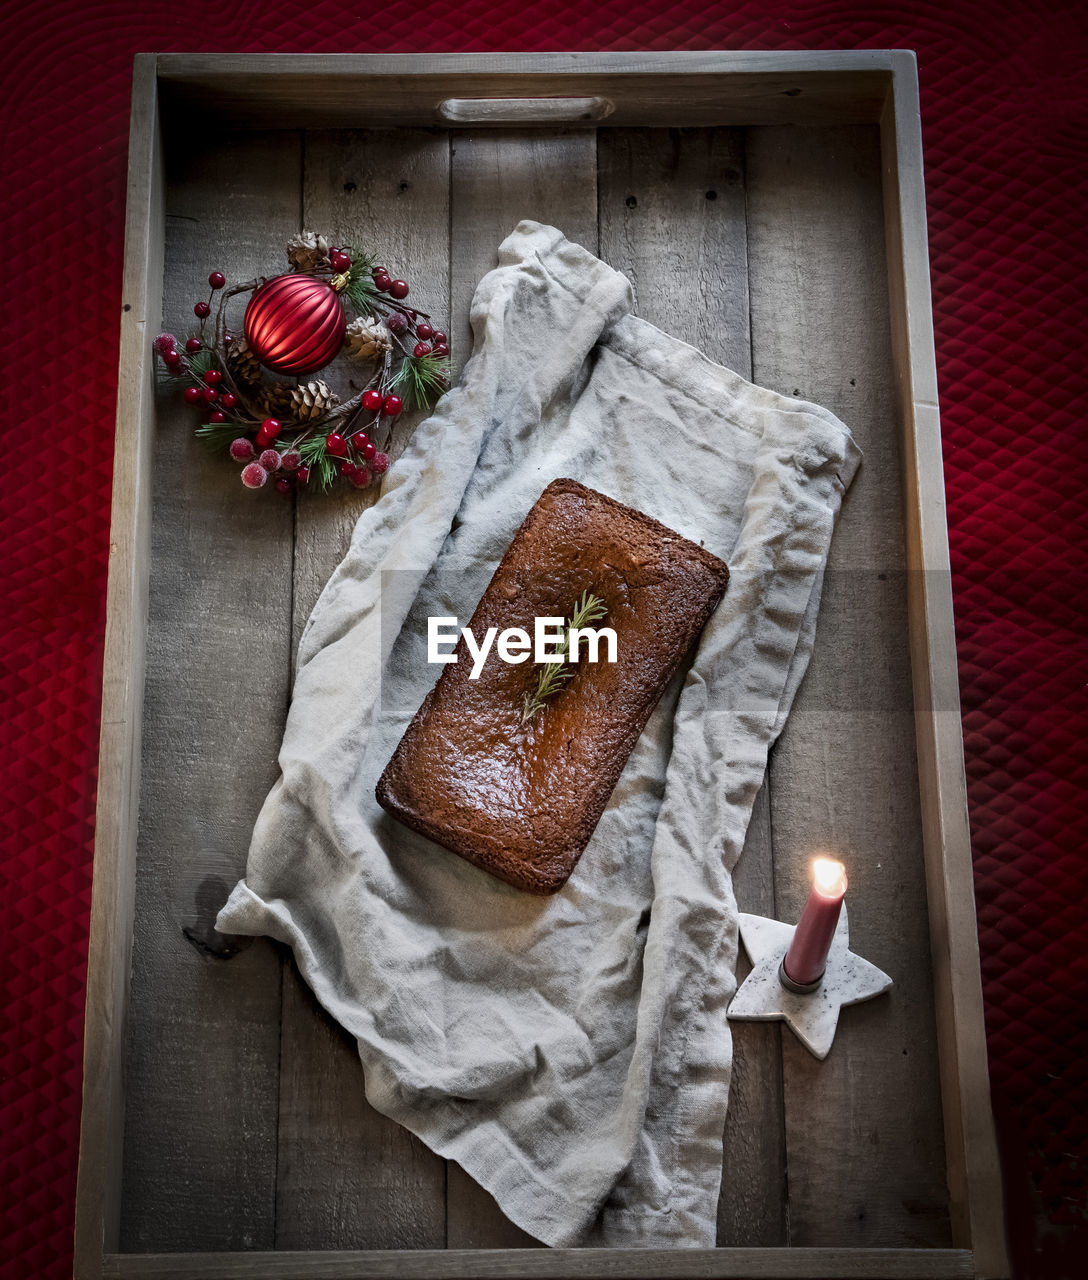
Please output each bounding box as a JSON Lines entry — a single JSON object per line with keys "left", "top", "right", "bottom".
{"left": 390, "top": 352, "right": 452, "bottom": 411}
{"left": 521, "top": 591, "right": 608, "bottom": 722}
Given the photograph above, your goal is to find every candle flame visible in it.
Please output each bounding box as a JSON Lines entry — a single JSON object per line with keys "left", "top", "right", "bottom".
{"left": 812, "top": 856, "right": 847, "bottom": 897}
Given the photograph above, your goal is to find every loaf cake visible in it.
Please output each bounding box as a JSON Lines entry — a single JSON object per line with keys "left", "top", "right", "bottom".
{"left": 375, "top": 479, "right": 730, "bottom": 894}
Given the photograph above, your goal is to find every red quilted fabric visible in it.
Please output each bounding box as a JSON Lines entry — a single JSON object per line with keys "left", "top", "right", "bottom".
{"left": 1, "top": 3, "right": 1085, "bottom": 1277}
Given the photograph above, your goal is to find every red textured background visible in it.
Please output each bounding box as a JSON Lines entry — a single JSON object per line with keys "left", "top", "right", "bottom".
{"left": 2, "top": 3, "right": 1085, "bottom": 1277}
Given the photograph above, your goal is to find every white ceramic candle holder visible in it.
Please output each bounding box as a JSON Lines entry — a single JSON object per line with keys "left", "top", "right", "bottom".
{"left": 727, "top": 906, "right": 892, "bottom": 1059}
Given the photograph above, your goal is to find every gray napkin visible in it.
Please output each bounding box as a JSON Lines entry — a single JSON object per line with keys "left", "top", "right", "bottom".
{"left": 216, "top": 220, "right": 861, "bottom": 1247}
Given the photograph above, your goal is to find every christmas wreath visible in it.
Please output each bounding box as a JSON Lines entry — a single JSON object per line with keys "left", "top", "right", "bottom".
{"left": 154, "top": 232, "right": 451, "bottom": 494}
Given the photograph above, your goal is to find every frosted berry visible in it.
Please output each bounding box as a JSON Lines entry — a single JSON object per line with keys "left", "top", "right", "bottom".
{"left": 209, "top": 410, "right": 226, "bottom": 423}
{"left": 219, "top": 391, "right": 237, "bottom": 410}
{"left": 202, "top": 387, "right": 218, "bottom": 404}
{"left": 325, "top": 432, "right": 347, "bottom": 456}
{"left": 382, "top": 394, "right": 402, "bottom": 417}
{"left": 204, "top": 369, "right": 222, "bottom": 385}
{"left": 274, "top": 477, "right": 292, "bottom": 495}
{"left": 194, "top": 300, "right": 211, "bottom": 318}
{"left": 209, "top": 270, "right": 226, "bottom": 289}
{"left": 280, "top": 450, "right": 301, "bottom": 470}
{"left": 350, "top": 466, "right": 372, "bottom": 488}
{"left": 388, "top": 279, "right": 409, "bottom": 299}
{"left": 416, "top": 321, "right": 434, "bottom": 340}
{"left": 296, "top": 465, "right": 310, "bottom": 484}
{"left": 241, "top": 462, "right": 267, "bottom": 488}
{"left": 154, "top": 333, "right": 178, "bottom": 355}
{"left": 361, "top": 388, "right": 383, "bottom": 412}
{"left": 258, "top": 448, "right": 281, "bottom": 472}
{"left": 413, "top": 341, "right": 431, "bottom": 358}
{"left": 371, "top": 451, "right": 390, "bottom": 475}
{"left": 184, "top": 386, "right": 203, "bottom": 405}
{"left": 260, "top": 418, "right": 281, "bottom": 441}
{"left": 229, "top": 438, "right": 255, "bottom": 462}
{"left": 350, "top": 430, "right": 370, "bottom": 451}
{"left": 433, "top": 331, "right": 447, "bottom": 345}
{"left": 185, "top": 337, "right": 202, "bottom": 353}
{"left": 339, "top": 460, "right": 357, "bottom": 477}
{"left": 386, "top": 311, "right": 409, "bottom": 335}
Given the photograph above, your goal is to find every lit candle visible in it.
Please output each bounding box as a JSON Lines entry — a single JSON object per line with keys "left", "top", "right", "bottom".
{"left": 781, "top": 857, "right": 848, "bottom": 991}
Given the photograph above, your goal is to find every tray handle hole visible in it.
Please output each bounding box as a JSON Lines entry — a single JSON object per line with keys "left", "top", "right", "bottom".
{"left": 437, "top": 96, "right": 615, "bottom": 125}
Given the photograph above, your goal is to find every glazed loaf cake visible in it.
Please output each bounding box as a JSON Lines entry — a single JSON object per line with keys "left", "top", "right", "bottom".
{"left": 376, "top": 479, "right": 730, "bottom": 894}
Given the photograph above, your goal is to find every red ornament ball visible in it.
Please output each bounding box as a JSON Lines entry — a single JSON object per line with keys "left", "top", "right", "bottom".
{"left": 389, "top": 279, "right": 409, "bottom": 299}
{"left": 362, "top": 389, "right": 383, "bottom": 412}
{"left": 245, "top": 273, "right": 346, "bottom": 376}
{"left": 382, "top": 394, "right": 402, "bottom": 417}
{"left": 229, "top": 438, "right": 255, "bottom": 462}
{"left": 209, "top": 270, "right": 226, "bottom": 289}
{"left": 241, "top": 462, "right": 267, "bottom": 488}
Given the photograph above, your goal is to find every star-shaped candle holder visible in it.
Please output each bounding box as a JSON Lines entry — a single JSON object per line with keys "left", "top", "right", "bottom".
{"left": 728, "top": 906, "right": 892, "bottom": 1059}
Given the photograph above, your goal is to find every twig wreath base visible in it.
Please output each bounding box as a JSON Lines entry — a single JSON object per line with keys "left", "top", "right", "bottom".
{"left": 154, "top": 232, "right": 452, "bottom": 495}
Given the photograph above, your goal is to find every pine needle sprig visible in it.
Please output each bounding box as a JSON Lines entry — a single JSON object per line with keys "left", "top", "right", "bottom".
{"left": 195, "top": 419, "right": 247, "bottom": 451}
{"left": 521, "top": 592, "right": 608, "bottom": 722}
{"left": 391, "top": 352, "right": 452, "bottom": 411}
{"left": 296, "top": 434, "right": 339, "bottom": 492}
{"left": 340, "top": 245, "right": 381, "bottom": 313}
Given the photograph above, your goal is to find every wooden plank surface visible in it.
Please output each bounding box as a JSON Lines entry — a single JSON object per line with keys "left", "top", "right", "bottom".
{"left": 103, "top": 1246, "right": 975, "bottom": 1280}
{"left": 117, "top": 129, "right": 300, "bottom": 1251}
{"left": 745, "top": 124, "right": 951, "bottom": 1246}
{"left": 441, "top": 126, "right": 599, "bottom": 1248}
{"left": 273, "top": 127, "right": 450, "bottom": 1251}
{"left": 593, "top": 124, "right": 787, "bottom": 1248}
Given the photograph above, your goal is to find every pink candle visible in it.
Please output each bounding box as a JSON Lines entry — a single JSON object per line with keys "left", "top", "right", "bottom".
{"left": 782, "top": 857, "right": 848, "bottom": 989}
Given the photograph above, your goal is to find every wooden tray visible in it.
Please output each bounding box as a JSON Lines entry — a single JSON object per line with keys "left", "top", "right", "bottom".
{"left": 76, "top": 51, "right": 1008, "bottom": 1280}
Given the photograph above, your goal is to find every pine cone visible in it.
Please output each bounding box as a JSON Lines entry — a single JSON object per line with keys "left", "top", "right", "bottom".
{"left": 226, "top": 336, "right": 262, "bottom": 387}
{"left": 345, "top": 315, "right": 394, "bottom": 361}
{"left": 262, "top": 379, "right": 340, "bottom": 425}
{"left": 286, "top": 230, "right": 330, "bottom": 274}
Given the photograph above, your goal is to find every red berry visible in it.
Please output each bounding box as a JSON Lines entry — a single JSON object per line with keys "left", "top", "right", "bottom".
{"left": 296, "top": 465, "right": 310, "bottom": 484}
{"left": 413, "top": 342, "right": 431, "bottom": 358}
{"left": 405, "top": 309, "right": 417, "bottom": 320}
{"left": 433, "top": 343, "right": 449, "bottom": 357}
{"left": 382, "top": 394, "right": 402, "bottom": 417}
{"left": 274, "top": 477, "right": 292, "bottom": 495}
{"left": 241, "top": 462, "right": 267, "bottom": 488}
{"left": 204, "top": 368, "right": 222, "bottom": 385}
{"left": 185, "top": 337, "right": 202, "bottom": 354}
{"left": 255, "top": 432, "right": 269, "bottom": 449}
{"left": 374, "top": 275, "right": 392, "bottom": 292}
{"left": 202, "top": 387, "right": 218, "bottom": 404}
{"left": 371, "top": 451, "right": 390, "bottom": 475}
{"left": 280, "top": 450, "right": 301, "bottom": 470}
{"left": 362, "top": 440, "right": 377, "bottom": 462}
{"left": 350, "top": 466, "right": 372, "bottom": 489}
{"left": 362, "top": 389, "right": 383, "bottom": 412}
{"left": 351, "top": 431, "right": 370, "bottom": 451}
{"left": 209, "top": 270, "right": 226, "bottom": 289}
{"left": 389, "top": 279, "right": 409, "bottom": 299}
{"left": 433, "top": 331, "right": 447, "bottom": 345}
{"left": 339, "top": 460, "right": 357, "bottom": 477}
{"left": 194, "top": 300, "right": 211, "bottom": 318}
{"left": 260, "top": 418, "right": 281, "bottom": 440}
{"left": 325, "top": 432, "right": 347, "bottom": 456}
{"left": 330, "top": 251, "right": 351, "bottom": 272}
{"left": 183, "top": 386, "right": 203, "bottom": 405}
{"left": 219, "top": 391, "right": 237, "bottom": 410}
{"left": 416, "top": 322, "right": 433, "bottom": 340}
{"left": 229, "top": 438, "right": 255, "bottom": 462}
{"left": 223, "top": 330, "right": 234, "bottom": 345}
{"left": 386, "top": 311, "right": 409, "bottom": 335}
{"left": 258, "top": 448, "right": 281, "bottom": 472}
{"left": 163, "top": 349, "right": 182, "bottom": 368}
{"left": 209, "top": 410, "right": 226, "bottom": 423}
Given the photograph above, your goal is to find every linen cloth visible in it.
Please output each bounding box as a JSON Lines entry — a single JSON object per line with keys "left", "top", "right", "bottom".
{"left": 216, "top": 220, "right": 862, "bottom": 1246}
